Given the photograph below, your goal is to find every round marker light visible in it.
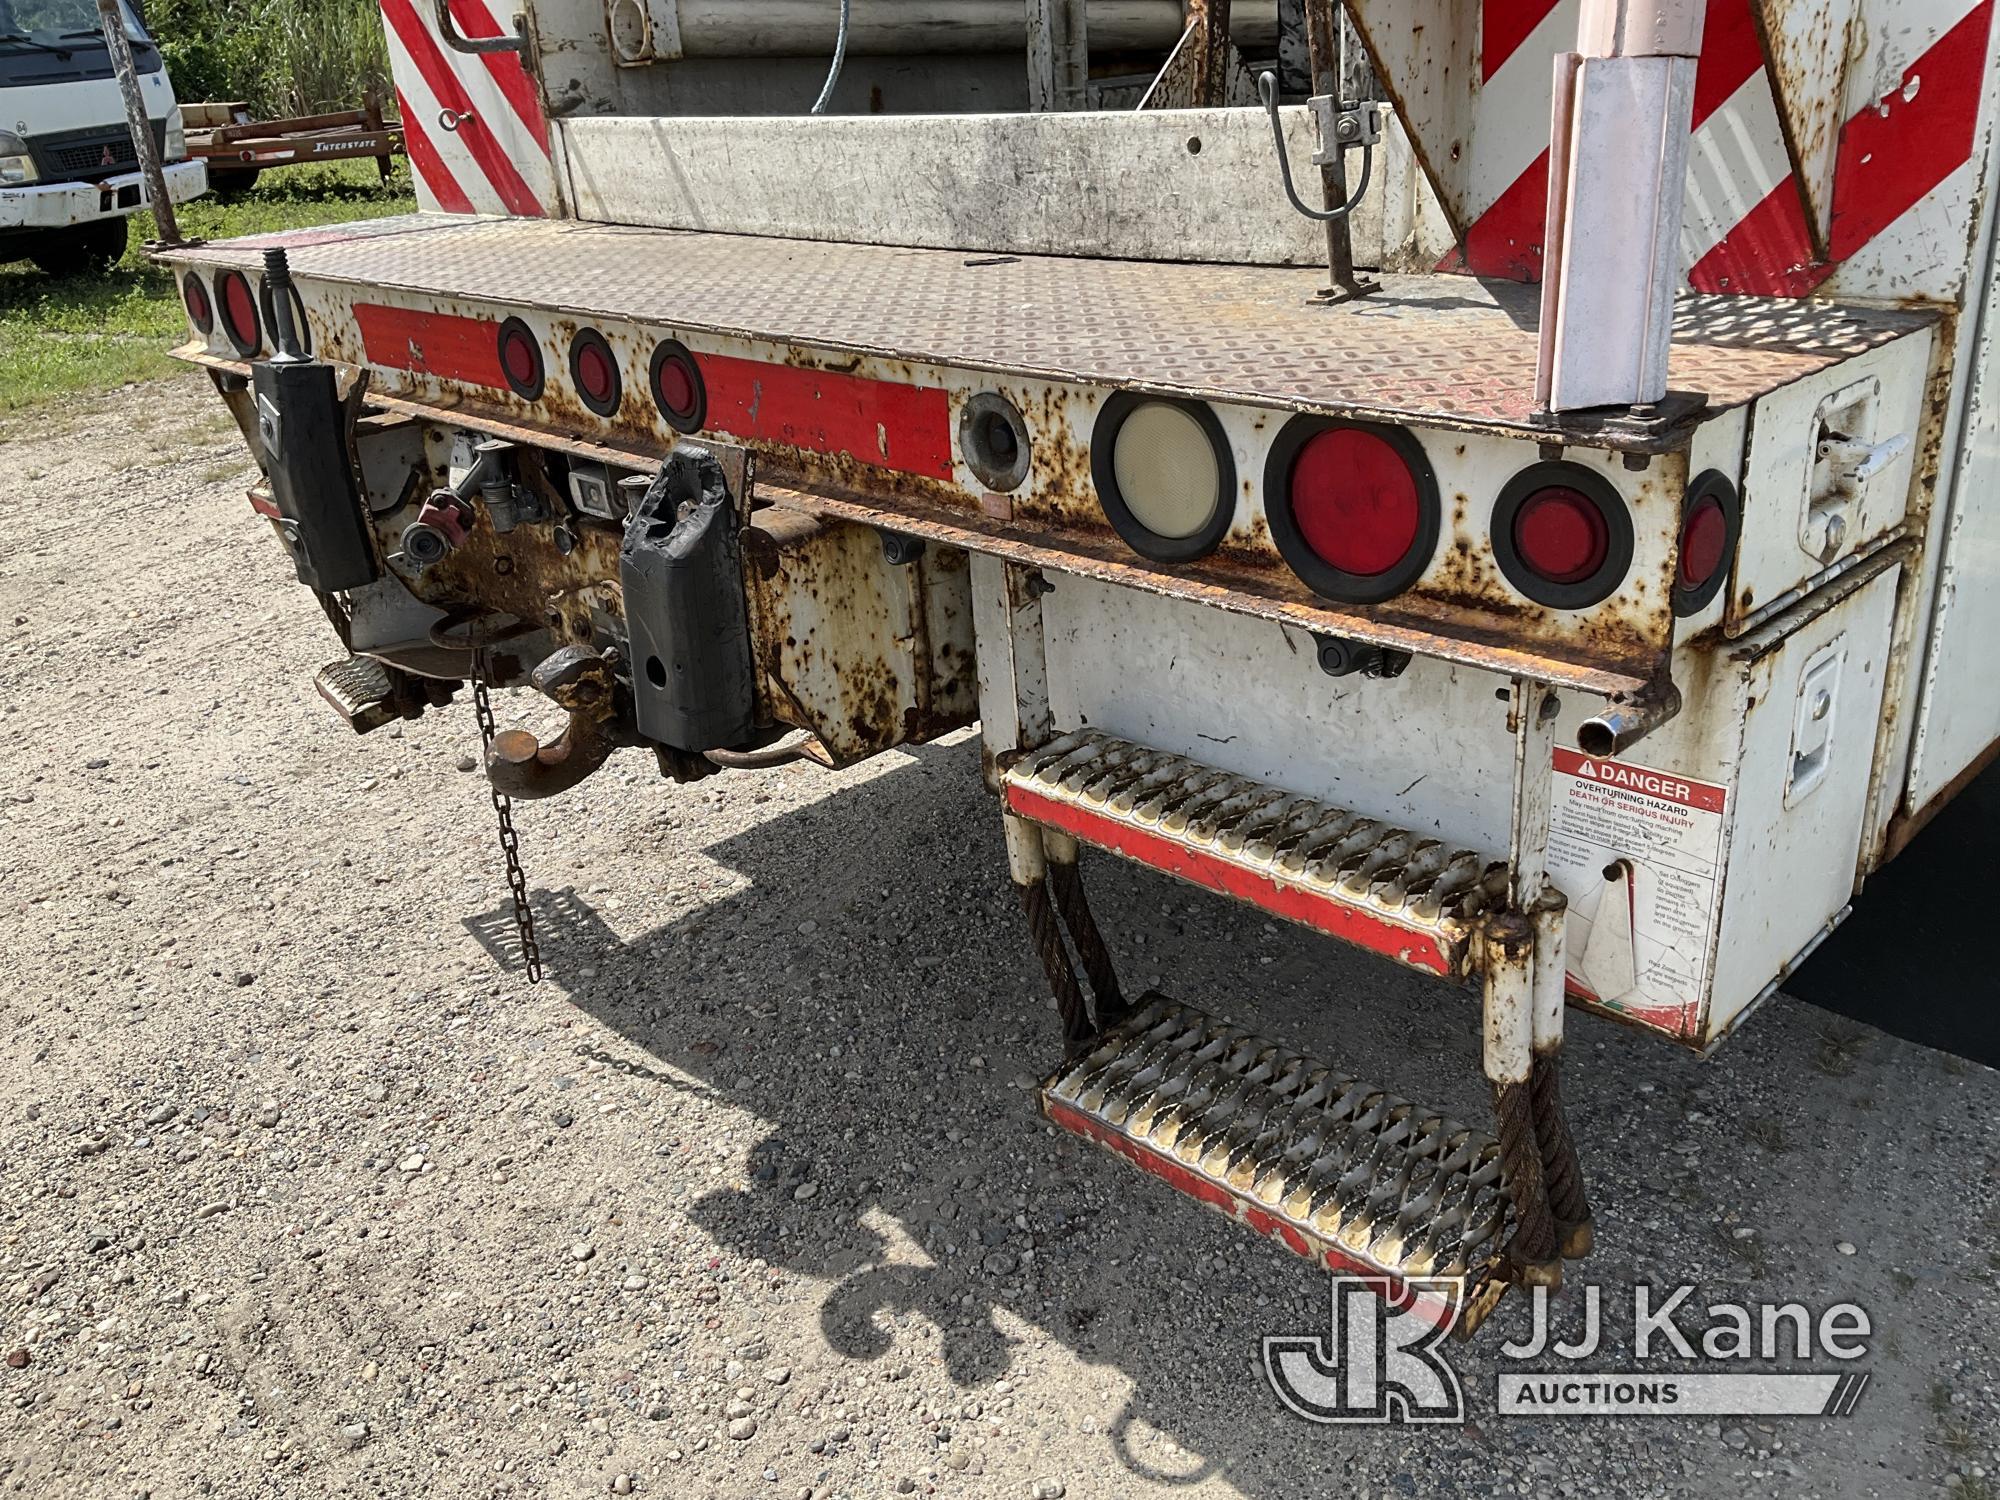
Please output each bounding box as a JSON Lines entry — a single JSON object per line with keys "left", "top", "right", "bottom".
{"left": 1515, "top": 486, "right": 1609, "bottom": 585}
{"left": 1491, "top": 462, "right": 1634, "bottom": 610}
{"left": 183, "top": 273, "right": 213, "bottom": 335}
{"left": 1672, "top": 470, "right": 1741, "bottom": 616}
{"left": 1092, "top": 394, "right": 1235, "bottom": 562}
{"left": 649, "top": 338, "right": 706, "bottom": 433}
{"left": 569, "top": 328, "right": 620, "bottom": 417}
{"left": 497, "top": 319, "right": 545, "bottom": 399}
{"left": 1265, "top": 417, "right": 1440, "bottom": 604}
{"left": 1679, "top": 499, "right": 1726, "bottom": 589}
{"left": 217, "top": 269, "right": 259, "bottom": 355}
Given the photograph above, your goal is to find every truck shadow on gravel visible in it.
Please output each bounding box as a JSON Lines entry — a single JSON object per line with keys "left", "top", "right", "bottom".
{"left": 462, "top": 739, "right": 1994, "bottom": 1496}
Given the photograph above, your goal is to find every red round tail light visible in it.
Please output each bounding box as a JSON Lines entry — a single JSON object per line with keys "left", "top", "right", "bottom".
{"left": 1091, "top": 394, "right": 1236, "bottom": 562}
{"left": 1514, "top": 486, "right": 1609, "bottom": 584}
{"left": 649, "top": 338, "right": 706, "bottom": 434}
{"left": 1265, "top": 417, "right": 1439, "bottom": 604}
{"left": 183, "top": 273, "right": 213, "bottom": 334}
{"left": 569, "top": 328, "right": 621, "bottom": 417}
{"left": 497, "top": 317, "right": 545, "bottom": 400}
{"left": 1492, "top": 463, "right": 1633, "bottom": 609}
{"left": 217, "top": 269, "right": 260, "bottom": 355}
{"left": 1673, "top": 471, "right": 1740, "bottom": 616}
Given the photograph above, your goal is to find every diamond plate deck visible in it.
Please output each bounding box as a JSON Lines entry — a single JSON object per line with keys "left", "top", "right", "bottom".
{"left": 1003, "top": 730, "right": 1507, "bottom": 976}
{"left": 1044, "top": 996, "right": 1510, "bottom": 1328}
{"left": 164, "top": 214, "right": 1933, "bottom": 443}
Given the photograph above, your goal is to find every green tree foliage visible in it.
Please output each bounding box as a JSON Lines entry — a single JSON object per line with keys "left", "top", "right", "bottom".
{"left": 145, "top": 0, "right": 391, "bottom": 116}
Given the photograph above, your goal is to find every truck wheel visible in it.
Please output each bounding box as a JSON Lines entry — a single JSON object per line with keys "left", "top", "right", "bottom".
{"left": 29, "top": 219, "right": 131, "bottom": 278}
{"left": 208, "top": 166, "right": 261, "bottom": 199}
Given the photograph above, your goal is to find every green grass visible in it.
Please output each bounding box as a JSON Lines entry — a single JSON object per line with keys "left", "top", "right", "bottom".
{"left": 0, "top": 159, "right": 415, "bottom": 417}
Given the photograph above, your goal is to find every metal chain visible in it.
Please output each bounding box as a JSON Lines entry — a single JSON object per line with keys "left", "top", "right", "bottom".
{"left": 471, "top": 647, "right": 543, "bottom": 984}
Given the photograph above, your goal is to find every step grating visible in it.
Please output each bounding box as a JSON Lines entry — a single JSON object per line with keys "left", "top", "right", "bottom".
{"left": 1003, "top": 730, "right": 1508, "bottom": 976}
{"left": 1043, "top": 996, "right": 1511, "bottom": 1328}
{"left": 314, "top": 655, "right": 399, "bottom": 734}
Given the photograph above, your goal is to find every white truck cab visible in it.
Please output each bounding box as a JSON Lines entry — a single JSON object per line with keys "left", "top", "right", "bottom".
{"left": 0, "top": 0, "right": 204, "bottom": 274}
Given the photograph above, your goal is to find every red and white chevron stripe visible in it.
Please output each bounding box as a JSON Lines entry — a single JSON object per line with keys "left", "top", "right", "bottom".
{"left": 1456, "top": 0, "right": 1999, "bottom": 301}
{"left": 380, "top": 0, "right": 556, "bottom": 217}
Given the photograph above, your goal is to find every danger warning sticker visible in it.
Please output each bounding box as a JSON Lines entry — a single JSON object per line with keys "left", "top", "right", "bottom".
{"left": 1548, "top": 747, "right": 1730, "bottom": 1037}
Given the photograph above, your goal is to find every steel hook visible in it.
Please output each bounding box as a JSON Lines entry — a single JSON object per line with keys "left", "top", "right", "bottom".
{"left": 1258, "top": 71, "right": 1373, "bottom": 224}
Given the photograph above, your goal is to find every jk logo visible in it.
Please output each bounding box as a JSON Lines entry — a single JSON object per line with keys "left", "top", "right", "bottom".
{"left": 1263, "top": 1277, "right": 1467, "bottom": 1425}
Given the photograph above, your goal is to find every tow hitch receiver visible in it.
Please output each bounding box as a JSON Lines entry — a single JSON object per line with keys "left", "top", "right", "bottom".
{"left": 1043, "top": 996, "right": 1513, "bottom": 1335}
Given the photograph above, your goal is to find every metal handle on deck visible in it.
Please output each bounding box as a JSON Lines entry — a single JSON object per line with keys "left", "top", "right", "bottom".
{"left": 1258, "top": 71, "right": 1373, "bottom": 224}
{"left": 433, "top": 0, "right": 527, "bottom": 56}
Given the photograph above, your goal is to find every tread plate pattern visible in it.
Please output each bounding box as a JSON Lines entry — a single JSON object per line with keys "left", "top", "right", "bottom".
{"left": 1044, "top": 997, "right": 1510, "bottom": 1292}
{"left": 167, "top": 216, "right": 1932, "bottom": 438}
{"left": 1004, "top": 730, "right": 1507, "bottom": 975}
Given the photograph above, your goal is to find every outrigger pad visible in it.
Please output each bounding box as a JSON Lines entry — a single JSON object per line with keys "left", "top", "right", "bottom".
{"left": 1042, "top": 996, "right": 1513, "bottom": 1333}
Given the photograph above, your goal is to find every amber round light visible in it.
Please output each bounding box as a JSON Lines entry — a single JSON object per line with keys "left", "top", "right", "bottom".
{"left": 217, "top": 270, "right": 259, "bottom": 355}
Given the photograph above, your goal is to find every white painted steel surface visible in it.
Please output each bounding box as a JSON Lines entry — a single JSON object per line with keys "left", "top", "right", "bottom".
{"left": 556, "top": 107, "right": 1452, "bottom": 268}
{"left": 1731, "top": 333, "right": 1933, "bottom": 636}
{"left": 1038, "top": 549, "right": 1903, "bottom": 1045}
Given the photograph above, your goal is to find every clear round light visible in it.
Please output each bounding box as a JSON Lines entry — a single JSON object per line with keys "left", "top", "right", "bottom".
{"left": 1112, "top": 402, "right": 1221, "bottom": 540}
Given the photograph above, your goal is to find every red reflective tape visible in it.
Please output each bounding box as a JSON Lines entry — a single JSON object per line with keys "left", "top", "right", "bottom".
{"left": 1690, "top": 3, "right": 1993, "bottom": 294}
{"left": 249, "top": 487, "right": 280, "bottom": 519}
{"left": 355, "top": 302, "right": 506, "bottom": 387}
{"left": 1827, "top": 0, "right": 1993, "bottom": 261}
{"left": 1005, "top": 783, "right": 1455, "bottom": 975}
{"left": 1447, "top": 147, "right": 1551, "bottom": 280}
{"left": 1690, "top": 0, "right": 1764, "bottom": 129}
{"left": 446, "top": 0, "right": 551, "bottom": 153}
{"left": 1484, "top": 0, "right": 1565, "bottom": 83}
{"left": 1687, "top": 177, "right": 1829, "bottom": 294}
{"left": 397, "top": 91, "right": 476, "bottom": 215}
{"left": 698, "top": 355, "right": 953, "bottom": 479}
{"left": 381, "top": 0, "right": 544, "bottom": 217}
{"left": 1456, "top": 0, "right": 1765, "bottom": 281}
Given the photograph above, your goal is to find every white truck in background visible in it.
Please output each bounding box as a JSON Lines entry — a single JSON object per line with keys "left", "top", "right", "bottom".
{"left": 0, "top": 0, "right": 202, "bottom": 274}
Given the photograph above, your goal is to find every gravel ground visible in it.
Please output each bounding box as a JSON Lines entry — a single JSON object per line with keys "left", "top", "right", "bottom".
{"left": 1, "top": 377, "right": 1996, "bottom": 1499}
